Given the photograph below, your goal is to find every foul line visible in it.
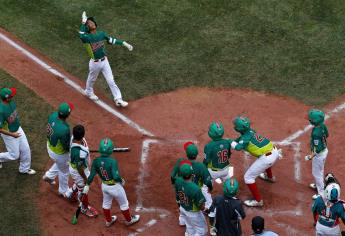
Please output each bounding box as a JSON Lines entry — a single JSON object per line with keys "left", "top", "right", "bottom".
{"left": 0, "top": 32, "right": 154, "bottom": 137}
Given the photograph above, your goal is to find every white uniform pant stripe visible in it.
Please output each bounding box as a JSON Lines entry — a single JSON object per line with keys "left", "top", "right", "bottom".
{"left": 179, "top": 206, "right": 208, "bottom": 236}
{"left": 0, "top": 127, "right": 31, "bottom": 173}
{"left": 312, "top": 148, "right": 328, "bottom": 196}
{"left": 102, "top": 183, "right": 129, "bottom": 211}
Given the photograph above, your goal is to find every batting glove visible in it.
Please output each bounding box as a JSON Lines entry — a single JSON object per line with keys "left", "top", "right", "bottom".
{"left": 305, "top": 155, "right": 312, "bottom": 161}
{"left": 82, "top": 185, "right": 89, "bottom": 194}
{"left": 123, "top": 42, "right": 133, "bottom": 51}
{"left": 82, "top": 11, "right": 87, "bottom": 24}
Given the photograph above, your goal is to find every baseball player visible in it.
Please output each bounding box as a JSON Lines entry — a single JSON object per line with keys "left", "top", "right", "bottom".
{"left": 175, "top": 163, "right": 208, "bottom": 236}
{"left": 230, "top": 116, "right": 281, "bottom": 207}
{"left": 0, "top": 87, "right": 36, "bottom": 174}
{"left": 312, "top": 182, "right": 345, "bottom": 236}
{"left": 305, "top": 109, "right": 329, "bottom": 200}
{"left": 79, "top": 11, "right": 133, "bottom": 107}
{"left": 170, "top": 142, "right": 213, "bottom": 225}
{"left": 65, "top": 124, "right": 98, "bottom": 217}
{"left": 82, "top": 138, "right": 140, "bottom": 227}
{"left": 42, "top": 102, "right": 73, "bottom": 197}
{"left": 251, "top": 216, "right": 278, "bottom": 236}
{"left": 204, "top": 122, "right": 232, "bottom": 183}
{"left": 208, "top": 178, "right": 246, "bottom": 236}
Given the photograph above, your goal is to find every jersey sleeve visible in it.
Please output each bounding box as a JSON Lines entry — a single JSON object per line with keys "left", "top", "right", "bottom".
{"left": 60, "top": 127, "right": 71, "bottom": 151}
{"left": 79, "top": 24, "right": 93, "bottom": 43}
{"left": 170, "top": 158, "right": 183, "bottom": 184}
{"left": 202, "top": 167, "right": 213, "bottom": 189}
{"left": 86, "top": 160, "right": 97, "bottom": 185}
{"left": 111, "top": 159, "right": 122, "bottom": 182}
{"left": 203, "top": 144, "right": 211, "bottom": 166}
{"left": 103, "top": 32, "right": 124, "bottom": 45}
{"left": 234, "top": 133, "right": 251, "bottom": 151}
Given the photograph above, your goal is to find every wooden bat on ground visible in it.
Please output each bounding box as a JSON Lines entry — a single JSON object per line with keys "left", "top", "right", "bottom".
{"left": 89, "top": 147, "right": 130, "bottom": 153}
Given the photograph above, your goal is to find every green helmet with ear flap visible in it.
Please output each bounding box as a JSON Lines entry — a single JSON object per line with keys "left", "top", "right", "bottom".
{"left": 308, "top": 109, "right": 325, "bottom": 126}
{"left": 179, "top": 163, "right": 193, "bottom": 177}
{"left": 99, "top": 138, "right": 114, "bottom": 156}
{"left": 233, "top": 116, "right": 250, "bottom": 133}
{"left": 223, "top": 178, "right": 239, "bottom": 197}
{"left": 208, "top": 122, "right": 224, "bottom": 140}
{"left": 186, "top": 143, "right": 198, "bottom": 159}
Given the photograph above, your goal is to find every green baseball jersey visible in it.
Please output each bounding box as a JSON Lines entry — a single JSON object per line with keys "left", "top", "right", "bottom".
{"left": 175, "top": 177, "right": 206, "bottom": 212}
{"left": 234, "top": 129, "right": 272, "bottom": 157}
{"left": 79, "top": 24, "right": 124, "bottom": 60}
{"left": 203, "top": 139, "right": 231, "bottom": 170}
{"left": 70, "top": 143, "right": 89, "bottom": 170}
{"left": 0, "top": 100, "right": 20, "bottom": 132}
{"left": 312, "top": 197, "right": 345, "bottom": 227}
{"left": 171, "top": 158, "right": 212, "bottom": 189}
{"left": 87, "top": 155, "right": 122, "bottom": 185}
{"left": 310, "top": 124, "right": 328, "bottom": 153}
{"left": 47, "top": 112, "right": 70, "bottom": 154}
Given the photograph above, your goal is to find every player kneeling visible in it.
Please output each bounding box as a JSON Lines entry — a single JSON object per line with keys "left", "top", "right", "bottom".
{"left": 66, "top": 125, "right": 98, "bottom": 217}
{"left": 83, "top": 138, "right": 139, "bottom": 227}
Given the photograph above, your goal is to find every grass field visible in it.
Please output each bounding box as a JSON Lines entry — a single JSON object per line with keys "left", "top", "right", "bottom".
{"left": 0, "top": 70, "right": 53, "bottom": 236}
{"left": 2, "top": 0, "right": 345, "bottom": 106}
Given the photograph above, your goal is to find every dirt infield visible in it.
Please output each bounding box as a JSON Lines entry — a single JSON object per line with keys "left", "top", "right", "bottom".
{"left": 1, "top": 28, "right": 345, "bottom": 235}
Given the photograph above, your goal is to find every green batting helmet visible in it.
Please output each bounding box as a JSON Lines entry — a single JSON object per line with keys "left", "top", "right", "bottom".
{"left": 99, "top": 138, "right": 114, "bottom": 156}
{"left": 233, "top": 116, "right": 250, "bottom": 133}
{"left": 179, "top": 163, "right": 193, "bottom": 177}
{"left": 208, "top": 122, "right": 224, "bottom": 140}
{"left": 223, "top": 178, "right": 239, "bottom": 198}
{"left": 308, "top": 109, "right": 325, "bottom": 126}
{"left": 186, "top": 143, "right": 198, "bottom": 159}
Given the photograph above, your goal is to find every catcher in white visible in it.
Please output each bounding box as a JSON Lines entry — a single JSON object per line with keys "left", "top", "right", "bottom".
{"left": 79, "top": 11, "right": 133, "bottom": 107}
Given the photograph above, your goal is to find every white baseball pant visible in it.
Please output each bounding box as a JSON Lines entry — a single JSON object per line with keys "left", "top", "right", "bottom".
{"left": 312, "top": 148, "right": 328, "bottom": 196}
{"left": 201, "top": 185, "right": 212, "bottom": 210}
{"left": 0, "top": 127, "right": 32, "bottom": 173}
{"left": 101, "top": 183, "right": 129, "bottom": 211}
{"left": 44, "top": 144, "right": 70, "bottom": 194}
{"left": 208, "top": 166, "right": 230, "bottom": 182}
{"left": 85, "top": 57, "right": 123, "bottom": 100}
{"left": 69, "top": 166, "right": 90, "bottom": 188}
{"left": 244, "top": 147, "right": 279, "bottom": 184}
{"left": 315, "top": 221, "right": 341, "bottom": 236}
{"left": 179, "top": 206, "right": 208, "bottom": 236}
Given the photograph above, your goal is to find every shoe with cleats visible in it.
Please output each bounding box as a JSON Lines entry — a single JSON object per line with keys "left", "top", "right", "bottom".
{"left": 309, "top": 183, "right": 317, "bottom": 190}
{"left": 125, "top": 215, "right": 140, "bottom": 226}
{"left": 115, "top": 99, "right": 128, "bottom": 107}
{"left": 210, "top": 226, "right": 217, "bottom": 236}
{"left": 244, "top": 199, "right": 264, "bottom": 207}
{"left": 84, "top": 90, "right": 99, "bottom": 101}
{"left": 42, "top": 174, "right": 56, "bottom": 185}
{"left": 20, "top": 168, "right": 36, "bottom": 175}
{"left": 105, "top": 215, "right": 117, "bottom": 227}
{"left": 259, "top": 173, "right": 276, "bottom": 183}
{"left": 312, "top": 194, "right": 320, "bottom": 200}
{"left": 81, "top": 206, "right": 98, "bottom": 218}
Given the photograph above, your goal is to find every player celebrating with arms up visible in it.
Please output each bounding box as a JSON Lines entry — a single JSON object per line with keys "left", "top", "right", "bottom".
{"left": 230, "top": 116, "right": 281, "bottom": 207}
{"left": 79, "top": 11, "right": 133, "bottom": 107}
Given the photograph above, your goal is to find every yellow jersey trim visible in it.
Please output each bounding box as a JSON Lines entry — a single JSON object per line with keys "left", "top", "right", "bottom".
{"left": 246, "top": 141, "right": 273, "bottom": 157}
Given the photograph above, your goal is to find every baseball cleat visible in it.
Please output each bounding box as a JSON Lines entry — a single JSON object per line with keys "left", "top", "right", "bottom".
{"left": 210, "top": 226, "right": 217, "bottom": 236}
{"left": 20, "top": 168, "right": 36, "bottom": 175}
{"left": 42, "top": 174, "right": 56, "bottom": 185}
{"left": 259, "top": 173, "right": 276, "bottom": 183}
{"left": 115, "top": 99, "right": 128, "bottom": 107}
{"left": 84, "top": 90, "right": 99, "bottom": 101}
{"left": 312, "top": 194, "right": 320, "bottom": 200}
{"left": 105, "top": 215, "right": 117, "bottom": 227}
{"left": 125, "top": 215, "right": 140, "bottom": 226}
{"left": 309, "top": 183, "right": 317, "bottom": 190}
{"left": 244, "top": 199, "right": 264, "bottom": 207}
{"left": 81, "top": 206, "right": 99, "bottom": 218}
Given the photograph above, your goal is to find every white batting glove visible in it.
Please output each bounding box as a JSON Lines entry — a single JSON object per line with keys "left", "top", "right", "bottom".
{"left": 82, "top": 185, "right": 89, "bottom": 194}
{"left": 82, "top": 11, "right": 87, "bottom": 24}
{"left": 305, "top": 155, "right": 312, "bottom": 161}
{"left": 123, "top": 42, "right": 133, "bottom": 51}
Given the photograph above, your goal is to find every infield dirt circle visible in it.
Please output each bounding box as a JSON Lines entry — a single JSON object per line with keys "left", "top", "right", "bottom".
{"left": 1, "top": 28, "right": 345, "bottom": 235}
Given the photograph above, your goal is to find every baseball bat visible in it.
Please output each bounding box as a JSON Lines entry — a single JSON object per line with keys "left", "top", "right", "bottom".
{"left": 89, "top": 147, "right": 130, "bottom": 153}
{"left": 71, "top": 201, "right": 82, "bottom": 225}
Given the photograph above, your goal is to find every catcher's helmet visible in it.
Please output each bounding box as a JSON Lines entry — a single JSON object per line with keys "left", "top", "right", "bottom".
{"left": 308, "top": 109, "right": 325, "bottom": 126}
{"left": 185, "top": 143, "right": 198, "bottom": 159}
{"left": 223, "top": 178, "right": 239, "bottom": 198}
{"left": 99, "top": 138, "right": 114, "bottom": 156}
{"left": 325, "top": 183, "right": 341, "bottom": 202}
{"left": 208, "top": 122, "right": 224, "bottom": 140}
{"left": 233, "top": 116, "right": 250, "bottom": 133}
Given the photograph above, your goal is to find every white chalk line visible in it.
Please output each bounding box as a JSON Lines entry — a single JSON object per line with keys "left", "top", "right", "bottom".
{"left": 0, "top": 32, "right": 154, "bottom": 137}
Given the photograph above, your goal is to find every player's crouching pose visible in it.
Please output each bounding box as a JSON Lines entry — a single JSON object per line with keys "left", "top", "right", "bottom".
{"left": 312, "top": 175, "right": 345, "bottom": 236}
{"left": 65, "top": 125, "right": 98, "bottom": 217}
{"left": 83, "top": 138, "right": 139, "bottom": 227}
{"left": 175, "top": 163, "right": 208, "bottom": 236}
{"left": 230, "top": 116, "right": 282, "bottom": 207}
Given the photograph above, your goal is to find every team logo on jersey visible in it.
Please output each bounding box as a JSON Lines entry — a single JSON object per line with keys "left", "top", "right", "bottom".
{"left": 7, "top": 110, "right": 18, "bottom": 123}
{"left": 46, "top": 123, "right": 54, "bottom": 137}
{"left": 90, "top": 41, "right": 104, "bottom": 52}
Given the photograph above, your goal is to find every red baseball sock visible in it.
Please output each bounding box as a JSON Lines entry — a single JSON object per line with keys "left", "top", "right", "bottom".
{"left": 247, "top": 183, "right": 261, "bottom": 201}
{"left": 81, "top": 194, "right": 89, "bottom": 209}
{"left": 121, "top": 209, "right": 132, "bottom": 222}
{"left": 265, "top": 167, "right": 273, "bottom": 179}
{"left": 103, "top": 208, "right": 112, "bottom": 222}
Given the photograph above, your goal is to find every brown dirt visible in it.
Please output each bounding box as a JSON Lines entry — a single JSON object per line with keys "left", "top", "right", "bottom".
{"left": 1, "top": 28, "right": 345, "bottom": 235}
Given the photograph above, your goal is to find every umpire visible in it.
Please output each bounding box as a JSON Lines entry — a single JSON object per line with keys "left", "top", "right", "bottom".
{"left": 209, "top": 178, "right": 245, "bottom": 236}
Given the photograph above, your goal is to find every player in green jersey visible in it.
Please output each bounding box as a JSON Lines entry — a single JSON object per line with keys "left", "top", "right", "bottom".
{"left": 0, "top": 87, "right": 36, "bottom": 174}
{"left": 79, "top": 11, "right": 133, "bottom": 107}
{"left": 175, "top": 163, "right": 208, "bottom": 235}
{"left": 83, "top": 138, "right": 139, "bottom": 227}
{"left": 230, "top": 116, "right": 281, "bottom": 207}
{"left": 204, "top": 122, "right": 232, "bottom": 183}
{"left": 43, "top": 102, "right": 73, "bottom": 197}
{"left": 305, "top": 109, "right": 330, "bottom": 200}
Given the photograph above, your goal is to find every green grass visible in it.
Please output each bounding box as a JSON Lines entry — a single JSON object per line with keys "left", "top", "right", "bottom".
{"left": 0, "top": 70, "right": 53, "bottom": 236}
{"left": 1, "top": 1, "right": 345, "bottom": 106}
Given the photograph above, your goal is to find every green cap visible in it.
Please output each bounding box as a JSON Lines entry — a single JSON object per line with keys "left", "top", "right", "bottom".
{"left": 186, "top": 143, "right": 198, "bottom": 159}
{"left": 179, "top": 163, "right": 193, "bottom": 177}
{"left": 223, "top": 178, "right": 239, "bottom": 197}
{"left": 58, "top": 102, "right": 73, "bottom": 116}
{"left": 0, "top": 88, "right": 16, "bottom": 100}
{"left": 308, "top": 109, "right": 325, "bottom": 126}
{"left": 99, "top": 138, "right": 114, "bottom": 156}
